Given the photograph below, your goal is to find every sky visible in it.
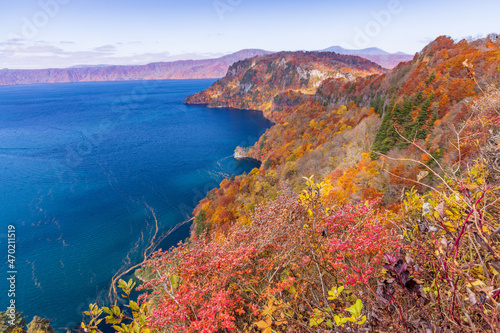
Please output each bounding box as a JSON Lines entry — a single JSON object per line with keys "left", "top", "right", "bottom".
{"left": 0, "top": 0, "right": 499, "bottom": 69}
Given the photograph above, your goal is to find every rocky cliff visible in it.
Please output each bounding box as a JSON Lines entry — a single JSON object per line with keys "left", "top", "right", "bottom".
{"left": 184, "top": 51, "right": 386, "bottom": 115}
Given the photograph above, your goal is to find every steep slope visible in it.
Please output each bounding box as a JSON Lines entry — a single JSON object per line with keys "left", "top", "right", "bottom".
{"left": 321, "top": 45, "right": 414, "bottom": 68}
{"left": 82, "top": 35, "right": 500, "bottom": 333}
{"left": 0, "top": 49, "right": 270, "bottom": 86}
{"left": 186, "top": 35, "right": 500, "bottom": 233}
{"left": 185, "top": 51, "right": 385, "bottom": 115}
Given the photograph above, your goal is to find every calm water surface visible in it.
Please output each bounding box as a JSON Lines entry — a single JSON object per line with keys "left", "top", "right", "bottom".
{"left": 0, "top": 79, "right": 272, "bottom": 331}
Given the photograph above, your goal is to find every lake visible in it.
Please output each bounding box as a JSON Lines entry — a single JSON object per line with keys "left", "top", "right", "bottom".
{"left": 0, "top": 79, "right": 272, "bottom": 331}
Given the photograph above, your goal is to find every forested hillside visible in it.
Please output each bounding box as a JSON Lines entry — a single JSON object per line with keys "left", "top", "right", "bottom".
{"left": 81, "top": 35, "right": 500, "bottom": 333}
{"left": 185, "top": 51, "right": 385, "bottom": 114}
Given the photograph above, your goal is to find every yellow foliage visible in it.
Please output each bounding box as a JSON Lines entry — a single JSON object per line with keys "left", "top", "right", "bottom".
{"left": 337, "top": 105, "right": 347, "bottom": 115}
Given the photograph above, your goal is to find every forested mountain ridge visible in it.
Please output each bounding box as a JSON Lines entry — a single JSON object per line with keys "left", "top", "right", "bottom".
{"left": 185, "top": 51, "right": 386, "bottom": 115}
{"left": 80, "top": 35, "right": 500, "bottom": 333}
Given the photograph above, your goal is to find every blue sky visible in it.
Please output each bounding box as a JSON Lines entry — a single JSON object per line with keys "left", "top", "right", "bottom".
{"left": 0, "top": 0, "right": 499, "bottom": 69}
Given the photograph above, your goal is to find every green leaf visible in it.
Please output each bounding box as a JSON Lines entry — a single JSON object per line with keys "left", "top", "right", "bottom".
{"left": 112, "top": 305, "right": 121, "bottom": 316}
{"left": 279, "top": 269, "right": 289, "bottom": 282}
{"left": 357, "top": 315, "right": 367, "bottom": 325}
{"left": 138, "top": 315, "right": 147, "bottom": 325}
{"left": 170, "top": 274, "right": 179, "bottom": 289}
{"left": 354, "top": 299, "right": 363, "bottom": 314}
{"left": 105, "top": 315, "right": 120, "bottom": 324}
{"left": 118, "top": 279, "right": 127, "bottom": 289}
{"left": 328, "top": 286, "right": 344, "bottom": 300}
{"left": 334, "top": 315, "right": 347, "bottom": 327}
{"left": 128, "top": 301, "right": 140, "bottom": 311}
{"left": 346, "top": 298, "right": 363, "bottom": 317}
{"left": 309, "top": 317, "right": 324, "bottom": 327}
{"left": 345, "top": 306, "right": 356, "bottom": 316}
{"left": 113, "top": 325, "right": 125, "bottom": 333}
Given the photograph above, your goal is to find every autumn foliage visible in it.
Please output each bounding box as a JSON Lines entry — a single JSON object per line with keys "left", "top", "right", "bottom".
{"left": 82, "top": 35, "right": 500, "bottom": 333}
{"left": 138, "top": 188, "right": 401, "bottom": 332}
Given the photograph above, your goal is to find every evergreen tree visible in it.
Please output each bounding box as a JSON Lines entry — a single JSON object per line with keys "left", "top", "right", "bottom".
{"left": 393, "top": 104, "right": 403, "bottom": 124}
{"left": 370, "top": 95, "right": 385, "bottom": 115}
{"left": 414, "top": 93, "right": 434, "bottom": 139}
{"left": 372, "top": 96, "right": 399, "bottom": 159}
{"left": 372, "top": 114, "right": 390, "bottom": 157}
{"left": 428, "top": 110, "right": 438, "bottom": 127}
{"left": 400, "top": 98, "right": 413, "bottom": 124}
{"left": 195, "top": 210, "right": 208, "bottom": 236}
{"left": 415, "top": 91, "right": 424, "bottom": 105}
{"left": 383, "top": 96, "right": 396, "bottom": 116}
{"left": 426, "top": 70, "right": 436, "bottom": 86}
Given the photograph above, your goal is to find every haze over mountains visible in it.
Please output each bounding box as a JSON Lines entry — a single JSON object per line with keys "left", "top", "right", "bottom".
{"left": 0, "top": 49, "right": 270, "bottom": 86}
{"left": 320, "top": 46, "right": 414, "bottom": 68}
{"left": 0, "top": 46, "right": 412, "bottom": 86}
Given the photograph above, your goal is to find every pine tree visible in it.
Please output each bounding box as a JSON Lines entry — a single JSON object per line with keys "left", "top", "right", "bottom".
{"left": 414, "top": 93, "right": 434, "bottom": 139}
{"left": 400, "top": 98, "right": 413, "bottom": 124}
{"left": 195, "top": 210, "right": 208, "bottom": 236}
{"left": 393, "top": 104, "right": 403, "bottom": 124}
{"left": 415, "top": 91, "right": 424, "bottom": 105}
{"left": 370, "top": 95, "right": 385, "bottom": 115}
{"left": 426, "top": 70, "right": 436, "bottom": 86}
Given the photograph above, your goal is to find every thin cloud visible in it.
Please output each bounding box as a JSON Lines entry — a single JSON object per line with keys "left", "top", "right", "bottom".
{"left": 0, "top": 38, "right": 26, "bottom": 47}
{"left": 0, "top": 49, "right": 231, "bottom": 69}
{"left": 0, "top": 40, "right": 233, "bottom": 69}
{"left": 92, "top": 44, "right": 117, "bottom": 53}
{"left": 3, "top": 44, "right": 64, "bottom": 54}
{"left": 7, "top": 38, "right": 25, "bottom": 44}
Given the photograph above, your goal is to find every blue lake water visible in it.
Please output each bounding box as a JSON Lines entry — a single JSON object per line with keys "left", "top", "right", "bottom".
{"left": 0, "top": 79, "right": 272, "bottom": 331}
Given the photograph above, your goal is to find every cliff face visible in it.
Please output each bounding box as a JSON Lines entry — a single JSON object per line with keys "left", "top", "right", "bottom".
{"left": 184, "top": 51, "right": 386, "bottom": 115}
{"left": 0, "top": 49, "right": 270, "bottom": 86}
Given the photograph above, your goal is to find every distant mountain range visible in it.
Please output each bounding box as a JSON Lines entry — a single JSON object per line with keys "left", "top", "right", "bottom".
{"left": 0, "top": 46, "right": 413, "bottom": 86}
{"left": 0, "top": 49, "right": 270, "bottom": 86}
{"left": 320, "top": 46, "right": 414, "bottom": 68}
